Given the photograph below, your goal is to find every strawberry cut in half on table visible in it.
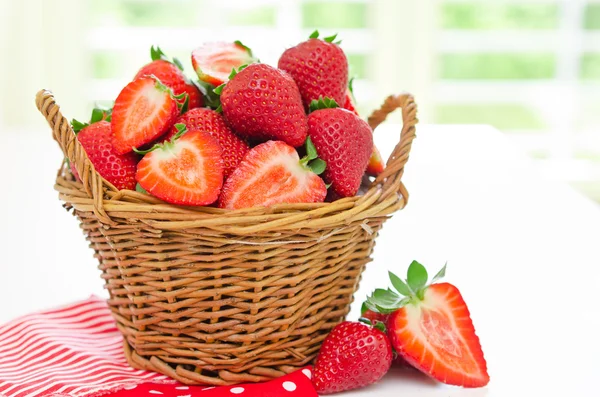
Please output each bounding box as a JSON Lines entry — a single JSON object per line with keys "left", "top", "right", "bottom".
{"left": 192, "top": 41, "right": 257, "bottom": 87}
{"left": 112, "top": 77, "right": 181, "bottom": 154}
{"left": 68, "top": 120, "right": 138, "bottom": 191}
{"left": 218, "top": 139, "right": 327, "bottom": 210}
{"left": 312, "top": 320, "right": 393, "bottom": 394}
{"left": 135, "top": 124, "right": 223, "bottom": 206}
{"left": 217, "top": 63, "right": 308, "bottom": 147}
{"left": 162, "top": 108, "right": 249, "bottom": 179}
{"left": 365, "top": 261, "right": 490, "bottom": 388}
{"left": 278, "top": 30, "right": 348, "bottom": 109}
{"left": 308, "top": 97, "right": 373, "bottom": 197}
{"left": 135, "top": 46, "right": 203, "bottom": 109}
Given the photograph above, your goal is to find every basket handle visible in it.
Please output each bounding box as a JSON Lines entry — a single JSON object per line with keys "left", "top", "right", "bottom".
{"left": 36, "top": 89, "right": 115, "bottom": 223}
{"left": 367, "top": 94, "right": 418, "bottom": 204}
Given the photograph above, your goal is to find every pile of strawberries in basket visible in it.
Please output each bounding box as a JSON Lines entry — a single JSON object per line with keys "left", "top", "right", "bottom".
{"left": 70, "top": 32, "right": 385, "bottom": 209}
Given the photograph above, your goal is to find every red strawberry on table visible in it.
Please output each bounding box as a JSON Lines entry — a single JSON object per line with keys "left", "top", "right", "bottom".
{"left": 218, "top": 63, "right": 308, "bottom": 147}
{"left": 312, "top": 320, "right": 392, "bottom": 394}
{"left": 278, "top": 30, "right": 348, "bottom": 109}
{"left": 135, "top": 46, "right": 203, "bottom": 109}
{"left": 192, "top": 41, "right": 257, "bottom": 87}
{"left": 112, "top": 77, "right": 180, "bottom": 154}
{"left": 366, "top": 261, "right": 490, "bottom": 388}
{"left": 161, "top": 108, "right": 249, "bottom": 179}
{"left": 308, "top": 97, "right": 373, "bottom": 197}
{"left": 135, "top": 124, "right": 223, "bottom": 206}
{"left": 68, "top": 120, "right": 138, "bottom": 191}
{"left": 218, "top": 140, "right": 327, "bottom": 210}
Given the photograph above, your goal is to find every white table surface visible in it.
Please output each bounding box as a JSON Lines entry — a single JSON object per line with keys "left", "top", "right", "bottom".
{"left": 1, "top": 124, "right": 599, "bottom": 396}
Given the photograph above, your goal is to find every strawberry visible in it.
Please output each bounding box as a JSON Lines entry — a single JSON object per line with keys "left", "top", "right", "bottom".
{"left": 278, "top": 30, "right": 348, "bottom": 109}
{"left": 312, "top": 320, "right": 392, "bottom": 394}
{"left": 135, "top": 124, "right": 223, "bottom": 206}
{"left": 112, "top": 77, "right": 180, "bottom": 154}
{"left": 218, "top": 140, "right": 327, "bottom": 210}
{"left": 192, "top": 41, "right": 257, "bottom": 87}
{"left": 67, "top": 121, "right": 138, "bottom": 190}
{"left": 135, "top": 46, "right": 202, "bottom": 110}
{"left": 307, "top": 98, "right": 373, "bottom": 197}
{"left": 218, "top": 64, "right": 308, "bottom": 147}
{"left": 366, "top": 261, "right": 489, "bottom": 388}
{"left": 161, "top": 108, "right": 249, "bottom": 178}
{"left": 366, "top": 146, "right": 385, "bottom": 176}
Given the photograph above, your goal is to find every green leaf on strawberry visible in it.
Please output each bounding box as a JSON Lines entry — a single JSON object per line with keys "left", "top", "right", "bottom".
{"left": 367, "top": 261, "right": 448, "bottom": 313}
{"left": 233, "top": 40, "right": 253, "bottom": 57}
{"left": 305, "top": 136, "right": 318, "bottom": 160}
{"left": 135, "top": 183, "right": 148, "bottom": 194}
{"left": 323, "top": 33, "right": 338, "bottom": 43}
{"left": 150, "top": 45, "right": 184, "bottom": 71}
{"left": 309, "top": 97, "right": 339, "bottom": 113}
{"left": 194, "top": 80, "right": 221, "bottom": 110}
{"left": 71, "top": 119, "right": 88, "bottom": 134}
{"left": 309, "top": 30, "right": 320, "bottom": 39}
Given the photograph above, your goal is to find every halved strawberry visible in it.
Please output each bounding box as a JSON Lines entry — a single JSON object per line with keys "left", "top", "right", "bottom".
{"left": 366, "top": 146, "right": 385, "bottom": 176}
{"left": 191, "top": 41, "right": 257, "bottom": 87}
{"left": 343, "top": 87, "right": 358, "bottom": 115}
{"left": 135, "top": 125, "right": 223, "bottom": 206}
{"left": 135, "top": 46, "right": 203, "bottom": 109}
{"left": 366, "top": 262, "right": 489, "bottom": 388}
{"left": 218, "top": 140, "right": 327, "bottom": 210}
{"left": 112, "top": 77, "right": 180, "bottom": 154}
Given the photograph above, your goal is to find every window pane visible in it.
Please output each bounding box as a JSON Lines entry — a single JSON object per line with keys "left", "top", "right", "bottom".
{"left": 347, "top": 54, "right": 367, "bottom": 79}
{"left": 440, "top": 54, "right": 556, "bottom": 79}
{"left": 584, "top": 4, "right": 600, "bottom": 30}
{"left": 435, "top": 104, "right": 546, "bottom": 130}
{"left": 92, "top": 51, "right": 123, "bottom": 79}
{"left": 302, "top": 2, "right": 368, "bottom": 29}
{"left": 441, "top": 3, "right": 559, "bottom": 30}
{"left": 227, "top": 6, "right": 276, "bottom": 26}
{"left": 90, "top": 0, "right": 199, "bottom": 27}
{"left": 581, "top": 53, "right": 600, "bottom": 79}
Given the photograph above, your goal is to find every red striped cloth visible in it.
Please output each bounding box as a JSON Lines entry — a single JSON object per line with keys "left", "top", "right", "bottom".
{"left": 0, "top": 296, "right": 317, "bottom": 397}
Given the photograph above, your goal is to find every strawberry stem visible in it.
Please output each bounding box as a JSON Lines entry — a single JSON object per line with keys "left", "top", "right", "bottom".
{"left": 133, "top": 124, "right": 187, "bottom": 155}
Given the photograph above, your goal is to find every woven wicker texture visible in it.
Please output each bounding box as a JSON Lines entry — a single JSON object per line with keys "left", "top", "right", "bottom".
{"left": 36, "top": 89, "right": 417, "bottom": 385}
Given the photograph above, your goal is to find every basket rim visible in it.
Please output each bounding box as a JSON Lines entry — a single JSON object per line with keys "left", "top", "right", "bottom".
{"left": 38, "top": 90, "right": 417, "bottom": 232}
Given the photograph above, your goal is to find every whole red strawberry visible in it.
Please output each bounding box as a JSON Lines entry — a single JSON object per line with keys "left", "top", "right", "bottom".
{"left": 219, "top": 64, "right": 308, "bottom": 147}
{"left": 366, "top": 261, "right": 489, "bottom": 388}
{"left": 72, "top": 121, "right": 138, "bottom": 190}
{"left": 312, "top": 321, "right": 392, "bottom": 394}
{"left": 278, "top": 30, "right": 348, "bottom": 109}
{"left": 162, "top": 108, "right": 249, "bottom": 178}
{"left": 135, "top": 46, "right": 202, "bottom": 109}
{"left": 308, "top": 98, "right": 373, "bottom": 197}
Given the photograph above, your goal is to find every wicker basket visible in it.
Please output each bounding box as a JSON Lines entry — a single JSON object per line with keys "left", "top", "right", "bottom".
{"left": 36, "top": 89, "right": 417, "bottom": 385}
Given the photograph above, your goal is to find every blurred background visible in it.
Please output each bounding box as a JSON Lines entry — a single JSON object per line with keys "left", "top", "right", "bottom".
{"left": 1, "top": 0, "right": 599, "bottom": 202}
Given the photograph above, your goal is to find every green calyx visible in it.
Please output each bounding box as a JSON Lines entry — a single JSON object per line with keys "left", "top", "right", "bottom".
{"left": 299, "top": 137, "right": 327, "bottom": 175}
{"left": 233, "top": 40, "right": 253, "bottom": 57}
{"left": 133, "top": 123, "right": 187, "bottom": 155}
{"left": 308, "top": 30, "right": 342, "bottom": 44}
{"left": 71, "top": 104, "right": 113, "bottom": 133}
{"left": 309, "top": 97, "right": 339, "bottom": 113}
{"left": 194, "top": 80, "right": 221, "bottom": 110}
{"left": 135, "top": 183, "right": 148, "bottom": 194}
{"left": 151, "top": 76, "right": 188, "bottom": 114}
{"left": 150, "top": 45, "right": 184, "bottom": 71}
{"left": 365, "top": 261, "right": 448, "bottom": 314}
{"left": 358, "top": 317, "right": 386, "bottom": 333}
